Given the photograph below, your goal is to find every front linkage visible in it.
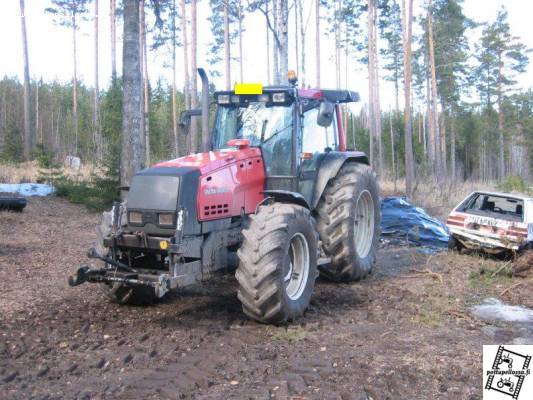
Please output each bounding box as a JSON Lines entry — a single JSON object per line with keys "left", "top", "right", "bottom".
{"left": 68, "top": 202, "right": 198, "bottom": 299}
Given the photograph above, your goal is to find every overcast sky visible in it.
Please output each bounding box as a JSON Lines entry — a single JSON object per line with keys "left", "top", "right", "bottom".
{"left": 1, "top": 0, "right": 531, "bottom": 109}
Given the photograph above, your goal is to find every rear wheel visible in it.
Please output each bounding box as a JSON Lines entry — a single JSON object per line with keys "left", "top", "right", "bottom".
{"left": 316, "top": 163, "right": 380, "bottom": 282}
{"left": 236, "top": 203, "right": 318, "bottom": 324}
{"left": 96, "top": 209, "right": 155, "bottom": 306}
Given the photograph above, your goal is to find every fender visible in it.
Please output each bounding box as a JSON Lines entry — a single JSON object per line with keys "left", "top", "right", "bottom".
{"left": 260, "top": 190, "right": 310, "bottom": 210}
{"left": 311, "top": 151, "right": 370, "bottom": 209}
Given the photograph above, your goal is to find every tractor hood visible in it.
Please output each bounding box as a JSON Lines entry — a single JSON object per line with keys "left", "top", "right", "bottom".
{"left": 152, "top": 147, "right": 262, "bottom": 175}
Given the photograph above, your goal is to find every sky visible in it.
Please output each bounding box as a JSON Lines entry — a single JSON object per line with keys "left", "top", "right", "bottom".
{"left": 1, "top": 0, "right": 532, "bottom": 110}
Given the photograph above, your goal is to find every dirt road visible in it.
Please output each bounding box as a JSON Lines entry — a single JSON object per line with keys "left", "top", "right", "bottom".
{"left": 1, "top": 197, "right": 530, "bottom": 399}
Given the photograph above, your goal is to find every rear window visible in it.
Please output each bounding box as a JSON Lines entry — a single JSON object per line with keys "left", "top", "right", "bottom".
{"left": 459, "top": 193, "right": 524, "bottom": 222}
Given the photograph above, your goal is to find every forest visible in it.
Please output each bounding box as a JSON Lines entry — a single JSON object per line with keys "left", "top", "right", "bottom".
{"left": 1, "top": 0, "right": 532, "bottom": 200}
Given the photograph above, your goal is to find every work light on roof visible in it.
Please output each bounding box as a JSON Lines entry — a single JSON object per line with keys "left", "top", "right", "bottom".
{"left": 272, "top": 92, "right": 286, "bottom": 103}
{"left": 217, "top": 94, "right": 230, "bottom": 104}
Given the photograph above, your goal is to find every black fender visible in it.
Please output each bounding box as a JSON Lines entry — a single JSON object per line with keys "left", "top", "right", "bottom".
{"left": 260, "top": 190, "right": 310, "bottom": 210}
{"left": 311, "top": 151, "right": 370, "bottom": 209}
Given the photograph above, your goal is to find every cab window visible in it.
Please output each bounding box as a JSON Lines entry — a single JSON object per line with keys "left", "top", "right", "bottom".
{"left": 301, "top": 108, "right": 337, "bottom": 154}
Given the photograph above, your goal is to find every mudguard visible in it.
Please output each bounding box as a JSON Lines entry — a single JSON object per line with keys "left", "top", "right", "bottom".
{"left": 311, "top": 151, "right": 369, "bottom": 209}
{"left": 261, "top": 190, "right": 310, "bottom": 210}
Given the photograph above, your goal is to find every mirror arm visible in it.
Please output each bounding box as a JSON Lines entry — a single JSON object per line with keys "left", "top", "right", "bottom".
{"left": 179, "top": 109, "right": 202, "bottom": 127}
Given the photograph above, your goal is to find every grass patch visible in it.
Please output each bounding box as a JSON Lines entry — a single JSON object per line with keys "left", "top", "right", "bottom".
{"left": 468, "top": 262, "right": 514, "bottom": 288}
{"left": 271, "top": 327, "right": 309, "bottom": 342}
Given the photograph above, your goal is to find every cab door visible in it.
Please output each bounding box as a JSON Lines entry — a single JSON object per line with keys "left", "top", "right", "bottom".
{"left": 298, "top": 107, "right": 338, "bottom": 205}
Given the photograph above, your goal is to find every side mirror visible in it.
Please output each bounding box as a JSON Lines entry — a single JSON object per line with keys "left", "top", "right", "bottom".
{"left": 179, "top": 111, "right": 190, "bottom": 136}
{"left": 179, "top": 109, "right": 202, "bottom": 135}
{"left": 317, "top": 101, "right": 334, "bottom": 127}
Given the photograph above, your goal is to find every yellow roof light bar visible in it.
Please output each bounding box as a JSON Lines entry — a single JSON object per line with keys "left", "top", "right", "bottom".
{"left": 234, "top": 83, "right": 263, "bottom": 95}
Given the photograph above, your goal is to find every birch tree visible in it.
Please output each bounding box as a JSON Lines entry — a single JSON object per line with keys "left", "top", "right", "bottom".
{"left": 19, "top": 0, "right": 32, "bottom": 160}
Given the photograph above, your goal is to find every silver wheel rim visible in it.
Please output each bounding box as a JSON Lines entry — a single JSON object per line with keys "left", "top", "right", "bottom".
{"left": 284, "top": 233, "right": 310, "bottom": 300}
{"left": 354, "top": 190, "right": 374, "bottom": 258}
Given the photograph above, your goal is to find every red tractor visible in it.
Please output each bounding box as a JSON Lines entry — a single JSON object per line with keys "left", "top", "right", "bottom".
{"left": 69, "top": 70, "right": 380, "bottom": 324}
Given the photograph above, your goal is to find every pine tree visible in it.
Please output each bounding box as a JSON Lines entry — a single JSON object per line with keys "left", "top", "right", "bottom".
{"left": 475, "top": 7, "right": 530, "bottom": 180}
{"left": 45, "top": 0, "right": 90, "bottom": 157}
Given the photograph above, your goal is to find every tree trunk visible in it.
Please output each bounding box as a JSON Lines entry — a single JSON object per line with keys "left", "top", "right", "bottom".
{"left": 94, "top": 0, "right": 101, "bottom": 160}
{"left": 20, "top": 0, "right": 32, "bottom": 160}
{"left": 111, "top": 0, "right": 117, "bottom": 79}
{"left": 180, "top": 0, "right": 190, "bottom": 111}
{"left": 390, "top": 109, "right": 396, "bottom": 192}
{"left": 141, "top": 1, "right": 150, "bottom": 165}
{"left": 497, "top": 53, "right": 505, "bottom": 181}
{"left": 238, "top": 0, "right": 244, "bottom": 82}
{"left": 450, "top": 109, "right": 456, "bottom": 180}
{"left": 315, "top": 0, "right": 320, "bottom": 87}
{"left": 402, "top": 0, "right": 415, "bottom": 196}
{"left": 427, "top": 0, "right": 441, "bottom": 179}
{"left": 224, "top": 0, "right": 231, "bottom": 89}
{"left": 294, "top": 0, "right": 299, "bottom": 79}
{"left": 172, "top": 0, "right": 178, "bottom": 156}
{"left": 121, "top": 0, "right": 143, "bottom": 199}
{"left": 36, "top": 80, "right": 40, "bottom": 144}
{"left": 190, "top": 0, "right": 198, "bottom": 153}
{"left": 298, "top": 0, "right": 305, "bottom": 86}
{"left": 72, "top": 12, "right": 79, "bottom": 156}
{"left": 272, "top": 0, "right": 279, "bottom": 83}
{"left": 266, "top": 0, "right": 271, "bottom": 84}
{"left": 139, "top": 0, "right": 146, "bottom": 160}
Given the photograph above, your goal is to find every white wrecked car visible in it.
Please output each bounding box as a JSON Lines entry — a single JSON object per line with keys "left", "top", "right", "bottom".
{"left": 446, "top": 191, "right": 532, "bottom": 254}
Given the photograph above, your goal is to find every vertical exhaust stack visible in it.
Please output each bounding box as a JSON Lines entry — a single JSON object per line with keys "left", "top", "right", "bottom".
{"left": 197, "top": 68, "right": 210, "bottom": 152}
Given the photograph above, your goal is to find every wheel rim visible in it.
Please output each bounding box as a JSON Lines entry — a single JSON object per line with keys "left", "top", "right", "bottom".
{"left": 354, "top": 190, "right": 375, "bottom": 258}
{"left": 284, "top": 232, "right": 310, "bottom": 300}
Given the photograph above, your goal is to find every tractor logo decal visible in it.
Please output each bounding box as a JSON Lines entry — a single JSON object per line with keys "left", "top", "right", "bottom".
{"left": 204, "top": 187, "right": 230, "bottom": 195}
{"left": 484, "top": 345, "right": 532, "bottom": 399}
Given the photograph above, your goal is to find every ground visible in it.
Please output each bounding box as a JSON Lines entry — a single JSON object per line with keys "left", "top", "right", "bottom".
{"left": 1, "top": 196, "right": 532, "bottom": 400}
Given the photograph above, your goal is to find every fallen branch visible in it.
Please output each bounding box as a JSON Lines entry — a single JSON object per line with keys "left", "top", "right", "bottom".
{"left": 447, "top": 310, "right": 474, "bottom": 323}
{"left": 490, "top": 261, "right": 511, "bottom": 278}
{"left": 409, "top": 268, "right": 443, "bottom": 284}
{"left": 499, "top": 282, "right": 524, "bottom": 297}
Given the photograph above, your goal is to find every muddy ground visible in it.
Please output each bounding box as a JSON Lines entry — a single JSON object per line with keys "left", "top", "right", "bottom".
{"left": 1, "top": 197, "right": 532, "bottom": 400}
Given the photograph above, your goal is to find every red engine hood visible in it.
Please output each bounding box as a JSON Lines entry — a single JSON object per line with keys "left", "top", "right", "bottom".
{"left": 152, "top": 147, "right": 262, "bottom": 175}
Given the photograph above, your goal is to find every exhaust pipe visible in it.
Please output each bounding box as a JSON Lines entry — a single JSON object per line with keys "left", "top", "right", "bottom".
{"left": 197, "top": 68, "right": 210, "bottom": 152}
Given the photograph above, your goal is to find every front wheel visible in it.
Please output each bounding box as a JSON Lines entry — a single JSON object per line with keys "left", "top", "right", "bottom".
{"left": 236, "top": 203, "right": 318, "bottom": 324}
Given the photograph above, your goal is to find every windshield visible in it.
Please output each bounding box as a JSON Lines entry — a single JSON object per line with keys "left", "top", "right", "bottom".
{"left": 212, "top": 103, "right": 293, "bottom": 149}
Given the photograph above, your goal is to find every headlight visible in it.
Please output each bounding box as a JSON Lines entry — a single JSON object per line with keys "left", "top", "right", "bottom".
{"left": 258, "top": 94, "right": 270, "bottom": 102}
{"left": 158, "top": 213, "right": 174, "bottom": 226}
{"left": 128, "top": 211, "right": 143, "bottom": 225}
{"left": 231, "top": 95, "right": 240, "bottom": 103}
{"left": 217, "top": 94, "right": 230, "bottom": 104}
{"left": 272, "top": 92, "right": 286, "bottom": 103}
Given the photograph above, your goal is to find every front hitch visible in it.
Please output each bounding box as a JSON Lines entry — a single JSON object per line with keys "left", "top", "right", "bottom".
{"left": 68, "top": 266, "right": 106, "bottom": 287}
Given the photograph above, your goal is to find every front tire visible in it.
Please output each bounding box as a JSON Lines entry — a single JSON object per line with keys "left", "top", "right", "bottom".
{"left": 316, "top": 163, "right": 380, "bottom": 282}
{"left": 236, "top": 203, "right": 318, "bottom": 324}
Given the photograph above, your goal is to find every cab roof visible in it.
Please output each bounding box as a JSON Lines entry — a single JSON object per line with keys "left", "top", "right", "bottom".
{"left": 213, "top": 86, "right": 360, "bottom": 104}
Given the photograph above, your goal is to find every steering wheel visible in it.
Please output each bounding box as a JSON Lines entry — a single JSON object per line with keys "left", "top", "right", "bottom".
{"left": 493, "top": 206, "right": 504, "bottom": 212}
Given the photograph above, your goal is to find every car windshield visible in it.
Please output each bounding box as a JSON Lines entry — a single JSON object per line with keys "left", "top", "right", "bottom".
{"left": 212, "top": 103, "right": 293, "bottom": 150}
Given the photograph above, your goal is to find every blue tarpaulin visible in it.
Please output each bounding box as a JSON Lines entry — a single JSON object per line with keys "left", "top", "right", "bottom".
{"left": 380, "top": 196, "right": 450, "bottom": 249}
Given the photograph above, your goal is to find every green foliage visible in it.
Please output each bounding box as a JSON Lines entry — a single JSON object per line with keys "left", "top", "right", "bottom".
{"left": 498, "top": 176, "right": 533, "bottom": 195}
{"left": 1, "top": 121, "right": 23, "bottom": 162}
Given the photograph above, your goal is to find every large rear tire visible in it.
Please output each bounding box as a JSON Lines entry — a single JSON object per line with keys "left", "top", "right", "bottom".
{"left": 236, "top": 203, "right": 318, "bottom": 324}
{"left": 96, "top": 208, "right": 155, "bottom": 306}
{"left": 316, "top": 163, "right": 380, "bottom": 282}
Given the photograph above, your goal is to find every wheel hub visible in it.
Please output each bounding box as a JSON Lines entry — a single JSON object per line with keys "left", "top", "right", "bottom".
{"left": 284, "top": 233, "right": 310, "bottom": 300}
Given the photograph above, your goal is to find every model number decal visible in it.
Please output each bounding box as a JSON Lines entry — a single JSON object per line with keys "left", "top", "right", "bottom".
{"left": 204, "top": 187, "right": 230, "bottom": 195}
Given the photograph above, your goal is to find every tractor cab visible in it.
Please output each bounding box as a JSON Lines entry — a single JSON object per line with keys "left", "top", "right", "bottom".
{"left": 209, "top": 81, "right": 361, "bottom": 205}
